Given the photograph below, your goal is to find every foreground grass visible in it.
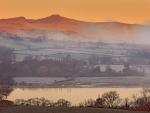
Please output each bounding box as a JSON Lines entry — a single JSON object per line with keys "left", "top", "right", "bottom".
{"left": 0, "top": 106, "right": 149, "bottom": 113}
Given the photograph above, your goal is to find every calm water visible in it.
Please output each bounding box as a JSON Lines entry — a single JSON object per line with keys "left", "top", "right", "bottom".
{"left": 8, "top": 88, "right": 142, "bottom": 105}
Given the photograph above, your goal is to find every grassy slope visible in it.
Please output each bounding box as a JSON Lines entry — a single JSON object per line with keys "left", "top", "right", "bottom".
{"left": 0, "top": 107, "right": 149, "bottom": 113}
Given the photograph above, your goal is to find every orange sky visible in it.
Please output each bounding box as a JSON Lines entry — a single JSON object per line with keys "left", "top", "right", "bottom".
{"left": 0, "top": 0, "right": 150, "bottom": 24}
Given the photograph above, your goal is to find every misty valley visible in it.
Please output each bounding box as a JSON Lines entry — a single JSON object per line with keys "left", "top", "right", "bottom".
{"left": 0, "top": 37, "right": 150, "bottom": 86}
{"left": 0, "top": 15, "right": 150, "bottom": 112}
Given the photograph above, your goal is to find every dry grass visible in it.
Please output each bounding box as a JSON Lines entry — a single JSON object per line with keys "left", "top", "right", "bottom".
{"left": 0, "top": 106, "right": 149, "bottom": 113}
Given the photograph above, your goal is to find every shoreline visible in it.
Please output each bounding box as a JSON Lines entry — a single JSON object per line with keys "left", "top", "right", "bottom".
{"left": 12, "top": 76, "right": 150, "bottom": 89}
{"left": 11, "top": 84, "right": 146, "bottom": 89}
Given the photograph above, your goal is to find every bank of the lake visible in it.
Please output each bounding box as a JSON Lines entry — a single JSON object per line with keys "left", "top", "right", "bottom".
{"left": 13, "top": 76, "right": 150, "bottom": 88}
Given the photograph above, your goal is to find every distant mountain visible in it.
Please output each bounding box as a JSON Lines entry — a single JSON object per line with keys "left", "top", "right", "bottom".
{"left": 0, "top": 14, "right": 150, "bottom": 44}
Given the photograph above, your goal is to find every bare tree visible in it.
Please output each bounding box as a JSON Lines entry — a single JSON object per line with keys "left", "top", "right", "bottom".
{"left": 141, "top": 87, "right": 150, "bottom": 103}
{"left": 0, "top": 94, "right": 6, "bottom": 101}
{"left": 95, "top": 97, "right": 104, "bottom": 108}
{"left": 56, "top": 99, "right": 71, "bottom": 107}
{"left": 14, "top": 99, "right": 27, "bottom": 106}
{"left": 122, "top": 98, "right": 130, "bottom": 109}
{"left": 79, "top": 99, "right": 95, "bottom": 107}
{"left": 102, "top": 91, "right": 120, "bottom": 108}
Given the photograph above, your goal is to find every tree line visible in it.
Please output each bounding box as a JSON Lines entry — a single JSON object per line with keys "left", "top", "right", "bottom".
{"left": 0, "top": 87, "right": 150, "bottom": 111}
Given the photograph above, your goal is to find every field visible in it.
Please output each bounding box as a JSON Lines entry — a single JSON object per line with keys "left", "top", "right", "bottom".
{"left": 0, "top": 106, "right": 149, "bottom": 113}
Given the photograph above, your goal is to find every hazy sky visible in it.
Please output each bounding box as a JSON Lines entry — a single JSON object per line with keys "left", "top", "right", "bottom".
{"left": 0, "top": 0, "right": 150, "bottom": 24}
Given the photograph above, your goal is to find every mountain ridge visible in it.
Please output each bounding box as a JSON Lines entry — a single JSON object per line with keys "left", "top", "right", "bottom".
{"left": 0, "top": 14, "right": 144, "bottom": 25}
{"left": 0, "top": 14, "right": 150, "bottom": 44}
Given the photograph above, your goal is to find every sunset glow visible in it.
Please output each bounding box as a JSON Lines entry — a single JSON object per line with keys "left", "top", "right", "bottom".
{"left": 0, "top": 0, "right": 150, "bottom": 24}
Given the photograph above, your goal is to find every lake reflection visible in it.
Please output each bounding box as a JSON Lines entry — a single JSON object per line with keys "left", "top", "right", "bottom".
{"left": 8, "top": 88, "right": 142, "bottom": 105}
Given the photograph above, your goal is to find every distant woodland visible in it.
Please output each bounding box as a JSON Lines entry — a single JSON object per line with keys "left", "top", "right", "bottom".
{"left": 0, "top": 46, "right": 146, "bottom": 84}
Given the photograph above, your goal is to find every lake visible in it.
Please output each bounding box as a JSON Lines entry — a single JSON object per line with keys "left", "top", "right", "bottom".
{"left": 8, "top": 88, "right": 142, "bottom": 105}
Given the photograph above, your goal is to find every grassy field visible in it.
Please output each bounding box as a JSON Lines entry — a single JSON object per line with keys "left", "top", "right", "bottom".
{"left": 0, "top": 106, "right": 149, "bottom": 113}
